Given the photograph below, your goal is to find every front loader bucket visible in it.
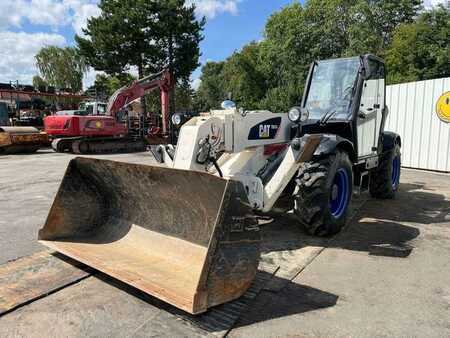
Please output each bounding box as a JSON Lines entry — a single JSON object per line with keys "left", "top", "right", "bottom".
{"left": 38, "top": 158, "right": 260, "bottom": 314}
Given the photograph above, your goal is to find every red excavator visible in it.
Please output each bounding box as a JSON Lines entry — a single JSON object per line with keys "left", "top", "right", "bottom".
{"left": 45, "top": 70, "right": 173, "bottom": 154}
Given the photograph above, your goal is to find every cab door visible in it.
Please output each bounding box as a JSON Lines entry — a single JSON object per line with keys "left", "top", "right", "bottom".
{"left": 357, "top": 59, "right": 385, "bottom": 158}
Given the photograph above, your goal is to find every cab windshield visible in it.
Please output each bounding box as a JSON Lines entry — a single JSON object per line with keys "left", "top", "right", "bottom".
{"left": 305, "top": 57, "right": 360, "bottom": 121}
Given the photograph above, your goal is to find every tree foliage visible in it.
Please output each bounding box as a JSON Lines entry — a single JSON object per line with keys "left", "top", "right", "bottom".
{"left": 221, "top": 43, "right": 266, "bottom": 109}
{"left": 194, "top": 62, "right": 226, "bottom": 111}
{"left": 35, "top": 46, "right": 88, "bottom": 92}
{"left": 76, "top": 0, "right": 204, "bottom": 83}
{"left": 91, "top": 73, "right": 136, "bottom": 97}
{"left": 194, "top": 0, "right": 444, "bottom": 113}
{"left": 32, "top": 75, "right": 48, "bottom": 90}
{"left": 145, "top": 82, "right": 194, "bottom": 112}
{"left": 385, "top": 3, "right": 450, "bottom": 84}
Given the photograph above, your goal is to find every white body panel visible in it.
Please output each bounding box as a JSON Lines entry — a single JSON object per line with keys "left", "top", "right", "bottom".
{"left": 163, "top": 108, "right": 307, "bottom": 211}
{"left": 173, "top": 115, "right": 225, "bottom": 170}
{"left": 172, "top": 109, "right": 291, "bottom": 171}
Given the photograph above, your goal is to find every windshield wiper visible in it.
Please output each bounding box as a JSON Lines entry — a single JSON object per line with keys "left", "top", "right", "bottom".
{"left": 318, "top": 109, "right": 337, "bottom": 125}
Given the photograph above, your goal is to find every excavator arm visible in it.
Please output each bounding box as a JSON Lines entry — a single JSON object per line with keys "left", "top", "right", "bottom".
{"left": 107, "top": 70, "right": 173, "bottom": 134}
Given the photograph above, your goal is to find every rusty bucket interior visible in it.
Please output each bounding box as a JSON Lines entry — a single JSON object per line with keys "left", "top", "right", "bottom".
{"left": 38, "top": 158, "right": 260, "bottom": 314}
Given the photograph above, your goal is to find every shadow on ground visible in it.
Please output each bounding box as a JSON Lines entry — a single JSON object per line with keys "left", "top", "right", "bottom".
{"left": 90, "top": 271, "right": 338, "bottom": 334}
{"left": 234, "top": 280, "right": 338, "bottom": 329}
{"left": 0, "top": 148, "right": 55, "bottom": 156}
{"left": 261, "top": 182, "right": 450, "bottom": 258}
{"left": 230, "top": 182, "right": 449, "bottom": 329}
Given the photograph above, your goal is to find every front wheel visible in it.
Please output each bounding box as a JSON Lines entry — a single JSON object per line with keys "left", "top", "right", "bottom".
{"left": 369, "top": 143, "right": 401, "bottom": 199}
{"left": 293, "top": 150, "right": 353, "bottom": 236}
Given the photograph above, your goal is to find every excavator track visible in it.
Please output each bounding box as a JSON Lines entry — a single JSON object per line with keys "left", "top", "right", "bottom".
{"left": 51, "top": 137, "right": 147, "bottom": 154}
{"left": 51, "top": 137, "right": 82, "bottom": 153}
{"left": 71, "top": 138, "right": 147, "bottom": 154}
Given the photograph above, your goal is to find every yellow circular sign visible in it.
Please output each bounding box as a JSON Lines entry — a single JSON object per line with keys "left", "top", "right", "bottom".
{"left": 436, "top": 91, "right": 450, "bottom": 123}
{"left": 95, "top": 121, "right": 102, "bottom": 128}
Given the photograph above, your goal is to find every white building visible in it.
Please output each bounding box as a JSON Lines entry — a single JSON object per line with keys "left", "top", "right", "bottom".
{"left": 386, "top": 77, "right": 450, "bottom": 172}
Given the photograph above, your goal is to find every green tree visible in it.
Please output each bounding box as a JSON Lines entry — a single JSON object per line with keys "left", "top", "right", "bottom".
{"left": 347, "top": 0, "right": 422, "bottom": 55}
{"left": 32, "top": 75, "right": 48, "bottom": 91}
{"left": 195, "top": 0, "right": 425, "bottom": 113}
{"left": 385, "top": 4, "right": 450, "bottom": 84}
{"left": 174, "top": 82, "right": 195, "bottom": 111}
{"left": 76, "top": 0, "right": 157, "bottom": 78}
{"left": 76, "top": 0, "right": 204, "bottom": 82}
{"left": 154, "top": 0, "right": 206, "bottom": 82}
{"left": 35, "top": 46, "right": 88, "bottom": 91}
{"left": 77, "top": 0, "right": 203, "bottom": 113}
{"left": 145, "top": 81, "right": 194, "bottom": 113}
{"left": 92, "top": 73, "right": 136, "bottom": 97}
{"left": 193, "top": 62, "right": 226, "bottom": 111}
{"left": 221, "top": 43, "right": 267, "bottom": 109}
{"left": 258, "top": 3, "right": 308, "bottom": 111}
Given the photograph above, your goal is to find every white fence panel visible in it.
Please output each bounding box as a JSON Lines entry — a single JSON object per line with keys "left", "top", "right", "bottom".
{"left": 386, "top": 77, "right": 450, "bottom": 172}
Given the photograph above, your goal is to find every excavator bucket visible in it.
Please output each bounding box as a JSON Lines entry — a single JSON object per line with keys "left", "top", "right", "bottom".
{"left": 0, "top": 127, "right": 48, "bottom": 154}
{"left": 38, "top": 158, "right": 260, "bottom": 314}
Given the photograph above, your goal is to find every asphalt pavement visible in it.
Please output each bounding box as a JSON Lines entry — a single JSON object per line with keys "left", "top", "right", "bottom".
{"left": 1, "top": 150, "right": 449, "bottom": 337}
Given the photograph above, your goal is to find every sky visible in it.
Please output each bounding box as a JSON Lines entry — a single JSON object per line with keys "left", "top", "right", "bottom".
{"left": 0, "top": 0, "right": 446, "bottom": 90}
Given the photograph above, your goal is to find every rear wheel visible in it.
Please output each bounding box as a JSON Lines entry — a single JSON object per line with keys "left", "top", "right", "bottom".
{"left": 369, "top": 143, "right": 401, "bottom": 199}
{"left": 293, "top": 150, "right": 353, "bottom": 236}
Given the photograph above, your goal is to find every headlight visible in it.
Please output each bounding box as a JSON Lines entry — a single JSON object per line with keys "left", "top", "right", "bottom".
{"left": 171, "top": 113, "right": 182, "bottom": 126}
{"left": 288, "top": 107, "right": 301, "bottom": 122}
{"left": 288, "top": 106, "right": 309, "bottom": 123}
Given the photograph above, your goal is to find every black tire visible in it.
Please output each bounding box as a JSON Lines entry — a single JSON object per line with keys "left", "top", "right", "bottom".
{"left": 369, "top": 143, "right": 401, "bottom": 199}
{"left": 294, "top": 150, "right": 353, "bottom": 236}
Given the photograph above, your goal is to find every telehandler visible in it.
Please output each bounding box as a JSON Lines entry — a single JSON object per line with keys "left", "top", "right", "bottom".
{"left": 39, "top": 55, "right": 401, "bottom": 314}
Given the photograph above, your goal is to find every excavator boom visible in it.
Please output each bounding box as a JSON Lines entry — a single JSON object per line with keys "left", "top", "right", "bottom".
{"left": 107, "top": 70, "right": 173, "bottom": 135}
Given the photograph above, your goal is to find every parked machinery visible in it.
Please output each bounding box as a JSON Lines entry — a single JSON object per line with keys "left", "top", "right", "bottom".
{"left": 0, "top": 126, "right": 48, "bottom": 154}
{"left": 0, "top": 102, "right": 8, "bottom": 126}
{"left": 39, "top": 55, "right": 401, "bottom": 314}
{"left": 45, "top": 70, "right": 173, "bottom": 154}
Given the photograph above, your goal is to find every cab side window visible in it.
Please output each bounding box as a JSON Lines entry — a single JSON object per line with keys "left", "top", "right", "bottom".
{"left": 368, "top": 60, "right": 385, "bottom": 80}
{"left": 97, "top": 104, "right": 106, "bottom": 115}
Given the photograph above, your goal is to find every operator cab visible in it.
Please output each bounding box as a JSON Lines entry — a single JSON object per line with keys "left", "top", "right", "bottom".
{"left": 296, "top": 54, "right": 386, "bottom": 160}
{"left": 79, "top": 101, "right": 108, "bottom": 116}
{"left": 304, "top": 56, "right": 360, "bottom": 122}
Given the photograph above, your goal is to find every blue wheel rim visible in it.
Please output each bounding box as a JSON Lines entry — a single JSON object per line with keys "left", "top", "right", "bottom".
{"left": 330, "top": 168, "right": 350, "bottom": 219}
{"left": 392, "top": 155, "right": 401, "bottom": 189}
